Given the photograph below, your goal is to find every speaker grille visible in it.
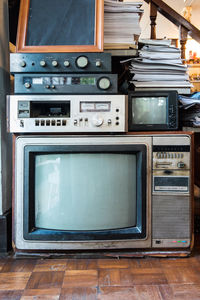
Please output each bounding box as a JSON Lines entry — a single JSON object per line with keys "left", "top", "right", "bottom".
{"left": 152, "top": 195, "right": 191, "bottom": 239}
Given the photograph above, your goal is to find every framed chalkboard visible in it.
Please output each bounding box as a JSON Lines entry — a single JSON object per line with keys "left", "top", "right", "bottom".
{"left": 16, "top": 0, "right": 104, "bottom": 52}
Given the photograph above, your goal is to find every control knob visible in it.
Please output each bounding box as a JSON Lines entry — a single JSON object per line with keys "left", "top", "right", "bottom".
{"left": 24, "top": 82, "right": 31, "bottom": 89}
{"left": 52, "top": 60, "right": 58, "bottom": 67}
{"left": 40, "top": 60, "right": 46, "bottom": 67}
{"left": 64, "top": 60, "right": 70, "bottom": 67}
{"left": 92, "top": 115, "right": 104, "bottom": 127}
{"left": 20, "top": 61, "right": 26, "bottom": 67}
{"left": 76, "top": 56, "right": 88, "bottom": 68}
{"left": 97, "top": 77, "right": 111, "bottom": 90}
{"left": 177, "top": 162, "right": 185, "bottom": 169}
{"left": 96, "top": 60, "right": 101, "bottom": 67}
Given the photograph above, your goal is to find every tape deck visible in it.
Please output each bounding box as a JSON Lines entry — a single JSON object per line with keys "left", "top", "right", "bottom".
{"left": 7, "top": 94, "right": 127, "bottom": 133}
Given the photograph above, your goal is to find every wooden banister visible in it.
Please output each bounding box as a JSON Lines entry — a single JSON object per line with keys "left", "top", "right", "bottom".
{"left": 144, "top": 0, "right": 200, "bottom": 43}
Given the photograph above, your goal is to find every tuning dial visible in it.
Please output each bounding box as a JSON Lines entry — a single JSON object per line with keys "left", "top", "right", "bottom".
{"left": 24, "top": 82, "right": 31, "bottom": 89}
{"left": 40, "top": 60, "right": 46, "bottom": 67}
{"left": 52, "top": 60, "right": 58, "bottom": 67}
{"left": 20, "top": 61, "right": 26, "bottom": 67}
{"left": 64, "top": 60, "right": 70, "bottom": 67}
{"left": 76, "top": 56, "right": 88, "bottom": 68}
{"left": 97, "top": 77, "right": 111, "bottom": 90}
{"left": 92, "top": 115, "right": 104, "bottom": 127}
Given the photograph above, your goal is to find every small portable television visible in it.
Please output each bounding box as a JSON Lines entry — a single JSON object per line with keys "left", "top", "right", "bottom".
{"left": 128, "top": 90, "right": 178, "bottom": 131}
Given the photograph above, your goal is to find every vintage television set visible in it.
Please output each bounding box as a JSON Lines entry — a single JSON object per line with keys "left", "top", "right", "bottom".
{"left": 13, "top": 134, "right": 193, "bottom": 253}
{"left": 16, "top": 0, "right": 104, "bottom": 52}
{"left": 128, "top": 90, "right": 178, "bottom": 131}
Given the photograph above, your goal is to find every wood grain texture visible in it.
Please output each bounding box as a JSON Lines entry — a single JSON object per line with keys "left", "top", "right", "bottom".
{"left": 60, "top": 288, "right": 97, "bottom": 300}
{"left": 63, "top": 270, "right": 98, "bottom": 288}
{"left": 0, "top": 272, "right": 31, "bottom": 290}
{"left": 0, "top": 250, "right": 200, "bottom": 298}
{"left": 26, "top": 271, "right": 64, "bottom": 289}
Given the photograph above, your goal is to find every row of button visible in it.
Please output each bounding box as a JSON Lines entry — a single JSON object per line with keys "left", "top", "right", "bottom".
{"left": 156, "top": 152, "right": 184, "bottom": 159}
{"left": 35, "top": 119, "right": 67, "bottom": 126}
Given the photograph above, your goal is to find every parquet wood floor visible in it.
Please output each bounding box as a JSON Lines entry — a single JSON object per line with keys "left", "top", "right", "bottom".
{"left": 0, "top": 249, "right": 200, "bottom": 300}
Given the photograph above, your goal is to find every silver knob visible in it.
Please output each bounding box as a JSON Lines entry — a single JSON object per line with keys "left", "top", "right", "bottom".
{"left": 52, "top": 60, "right": 58, "bottom": 67}
{"left": 64, "top": 60, "right": 70, "bottom": 67}
{"left": 24, "top": 82, "right": 31, "bottom": 89}
{"left": 92, "top": 115, "right": 104, "bottom": 127}
{"left": 20, "top": 61, "right": 26, "bottom": 67}
{"left": 76, "top": 56, "right": 88, "bottom": 68}
{"left": 97, "top": 77, "right": 111, "bottom": 90}
{"left": 40, "top": 60, "right": 46, "bottom": 67}
{"left": 96, "top": 60, "right": 101, "bottom": 67}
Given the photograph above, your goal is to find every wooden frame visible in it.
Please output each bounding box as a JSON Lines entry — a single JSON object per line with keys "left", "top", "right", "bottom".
{"left": 16, "top": 0, "right": 104, "bottom": 53}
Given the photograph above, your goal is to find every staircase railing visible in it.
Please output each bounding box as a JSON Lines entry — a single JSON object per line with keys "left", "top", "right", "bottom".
{"left": 144, "top": 0, "right": 200, "bottom": 60}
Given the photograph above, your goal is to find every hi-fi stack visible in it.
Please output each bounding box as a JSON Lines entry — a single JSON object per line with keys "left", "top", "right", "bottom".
{"left": 9, "top": 52, "right": 127, "bottom": 133}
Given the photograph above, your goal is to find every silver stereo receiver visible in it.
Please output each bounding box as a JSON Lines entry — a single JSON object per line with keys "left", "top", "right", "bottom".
{"left": 14, "top": 74, "right": 118, "bottom": 94}
{"left": 10, "top": 53, "right": 112, "bottom": 73}
{"left": 7, "top": 95, "right": 127, "bottom": 133}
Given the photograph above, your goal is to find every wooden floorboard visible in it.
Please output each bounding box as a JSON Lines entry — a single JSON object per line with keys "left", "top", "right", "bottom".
{"left": 0, "top": 252, "right": 200, "bottom": 299}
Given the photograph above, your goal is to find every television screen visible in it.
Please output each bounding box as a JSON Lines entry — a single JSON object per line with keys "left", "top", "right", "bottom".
{"left": 131, "top": 96, "right": 167, "bottom": 125}
{"left": 35, "top": 153, "right": 137, "bottom": 231}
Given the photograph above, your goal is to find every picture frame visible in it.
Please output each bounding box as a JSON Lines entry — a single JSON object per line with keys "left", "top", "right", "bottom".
{"left": 16, "top": 0, "right": 104, "bottom": 53}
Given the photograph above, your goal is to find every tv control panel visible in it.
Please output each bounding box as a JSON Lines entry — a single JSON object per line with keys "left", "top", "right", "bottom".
{"left": 152, "top": 140, "right": 191, "bottom": 194}
{"left": 10, "top": 53, "right": 112, "bottom": 74}
{"left": 7, "top": 94, "right": 127, "bottom": 133}
{"left": 168, "top": 104, "right": 177, "bottom": 129}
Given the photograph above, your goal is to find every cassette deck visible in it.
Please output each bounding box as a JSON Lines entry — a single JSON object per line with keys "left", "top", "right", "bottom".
{"left": 7, "top": 95, "right": 127, "bottom": 133}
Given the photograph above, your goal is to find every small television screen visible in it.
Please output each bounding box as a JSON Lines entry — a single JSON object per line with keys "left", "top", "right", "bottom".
{"left": 16, "top": 0, "right": 104, "bottom": 52}
{"left": 128, "top": 90, "right": 178, "bottom": 131}
{"left": 131, "top": 96, "right": 167, "bottom": 125}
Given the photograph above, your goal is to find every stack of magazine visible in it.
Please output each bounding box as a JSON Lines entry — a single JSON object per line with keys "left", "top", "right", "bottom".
{"left": 129, "top": 39, "right": 192, "bottom": 94}
{"left": 104, "top": 0, "right": 143, "bottom": 48}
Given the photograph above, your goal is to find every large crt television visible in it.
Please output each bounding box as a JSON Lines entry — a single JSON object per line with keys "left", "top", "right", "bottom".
{"left": 13, "top": 134, "right": 192, "bottom": 252}
{"left": 16, "top": 0, "right": 104, "bottom": 52}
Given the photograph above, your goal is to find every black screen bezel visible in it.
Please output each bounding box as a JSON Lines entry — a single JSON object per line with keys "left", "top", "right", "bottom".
{"left": 128, "top": 90, "right": 178, "bottom": 131}
{"left": 23, "top": 144, "right": 147, "bottom": 241}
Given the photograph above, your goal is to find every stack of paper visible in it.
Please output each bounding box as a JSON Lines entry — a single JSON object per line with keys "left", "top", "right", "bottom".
{"left": 104, "top": 0, "right": 143, "bottom": 48}
{"left": 129, "top": 39, "right": 192, "bottom": 94}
